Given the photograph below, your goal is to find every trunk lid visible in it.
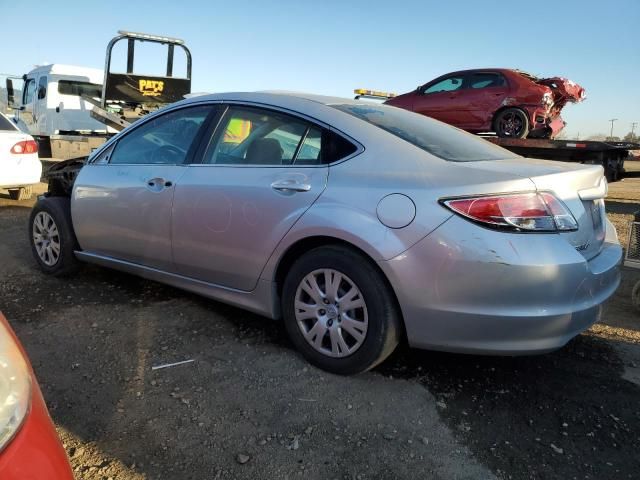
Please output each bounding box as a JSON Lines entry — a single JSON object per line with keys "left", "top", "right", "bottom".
{"left": 537, "top": 77, "right": 586, "bottom": 109}
{"left": 493, "top": 158, "right": 606, "bottom": 260}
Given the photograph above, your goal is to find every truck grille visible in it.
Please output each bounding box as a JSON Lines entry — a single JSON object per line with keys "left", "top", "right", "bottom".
{"left": 626, "top": 221, "right": 640, "bottom": 267}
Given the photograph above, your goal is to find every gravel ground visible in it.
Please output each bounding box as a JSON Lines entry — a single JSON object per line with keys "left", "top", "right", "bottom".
{"left": 1, "top": 165, "right": 639, "bottom": 479}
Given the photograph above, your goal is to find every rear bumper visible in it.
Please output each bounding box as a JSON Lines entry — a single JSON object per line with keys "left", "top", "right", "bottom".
{"left": 380, "top": 215, "right": 622, "bottom": 355}
{"left": 0, "top": 157, "right": 42, "bottom": 189}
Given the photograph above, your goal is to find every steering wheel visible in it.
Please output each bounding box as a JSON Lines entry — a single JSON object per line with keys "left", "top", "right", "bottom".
{"left": 152, "top": 145, "right": 186, "bottom": 164}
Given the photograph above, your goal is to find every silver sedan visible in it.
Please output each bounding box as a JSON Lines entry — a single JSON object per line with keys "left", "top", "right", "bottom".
{"left": 28, "top": 92, "right": 622, "bottom": 374}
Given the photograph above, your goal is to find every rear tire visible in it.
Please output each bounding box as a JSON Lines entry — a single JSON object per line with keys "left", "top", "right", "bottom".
{"left": 28, "top": 197, "right": 80, "bottom": 276}
{"left": 494, "top": 108, "right": 530, "bottom": 138}
{"left": 281, "top": 245, "right": 401, "bottom": 375}
{"left": 8, "top": 186, "right": 33, "bottom": 201}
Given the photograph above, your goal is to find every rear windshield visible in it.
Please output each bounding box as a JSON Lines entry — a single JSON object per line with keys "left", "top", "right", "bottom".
{"left": 331, "top": 103, "right": 518, "bottom": 162}
{"left": 0, "top": 114, "right": 17, "bottom": 131}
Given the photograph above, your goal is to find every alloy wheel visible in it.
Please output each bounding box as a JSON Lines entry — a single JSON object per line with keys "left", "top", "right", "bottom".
{"left": 294, "top": 268, "right": 368, "bottom": 358}
{"left": 33, "top": 211, "right": 61, "bottom": 266}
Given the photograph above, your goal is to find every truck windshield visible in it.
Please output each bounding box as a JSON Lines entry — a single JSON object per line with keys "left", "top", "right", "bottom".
{"left": 331, "top": 103, "right": 518, "bottom": 162}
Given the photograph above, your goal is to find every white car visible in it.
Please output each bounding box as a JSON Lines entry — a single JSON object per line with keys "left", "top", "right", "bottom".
{"left": 0, "top": 112, "right": 41, "bottom": 200}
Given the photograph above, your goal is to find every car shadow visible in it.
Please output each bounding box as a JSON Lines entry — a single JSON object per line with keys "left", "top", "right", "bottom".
{"left": 377, "top": 331, "right": 640, "bottom": 480}
{"left": 606, "top": 200, "right": 639, "bottom": 215}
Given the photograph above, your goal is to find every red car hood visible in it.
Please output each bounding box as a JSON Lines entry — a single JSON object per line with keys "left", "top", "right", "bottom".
{"left": 537, "top": 77, "right": 586, "bottom": 107}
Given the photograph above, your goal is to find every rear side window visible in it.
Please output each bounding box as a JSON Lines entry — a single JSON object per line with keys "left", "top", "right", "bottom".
{"left": 322, "top": 130, "right": 358, "bottom": 163}
{"left": 58, "top": 80, "right": 102, "bottom": 98}
{"left": 203, "top": 106, "right": 358, "bottom": 166}
{"left": 0, "top": 114, "right": 17, "bottom": 131}
{"left": 469, "top": 73, "right": 506, "bottom": 89}
{"left": 332, "top": 103, "right": 518, "bottom": 162}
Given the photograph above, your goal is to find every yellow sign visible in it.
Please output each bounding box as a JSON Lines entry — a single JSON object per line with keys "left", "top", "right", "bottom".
{"left": 224, "top": 118, "right": 252, "bottom": 144}
{"left": 138, "top": 79, "right": 164, "bottom": 97}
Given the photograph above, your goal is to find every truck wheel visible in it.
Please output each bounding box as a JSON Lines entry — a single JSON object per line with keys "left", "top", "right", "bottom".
{"left": 281, "top": 245, "right": 402, "bottom": 375}
{"left": 8, "top": 186, "right": 33, "bottom": 201}
{"left": 28, "top": 197, "right": 80, "bottom": 276}
{"left": 494, "top": 108, "right": 530, "bottom": 138}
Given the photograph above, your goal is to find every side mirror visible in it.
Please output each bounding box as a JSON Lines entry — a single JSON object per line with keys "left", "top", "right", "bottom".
{"left": 6, "top": 79, "right": 15, "bottom": 108}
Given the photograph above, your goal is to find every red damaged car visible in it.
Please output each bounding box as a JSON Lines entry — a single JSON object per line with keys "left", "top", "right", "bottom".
{"left": 0, "top": 312, "right": 73, "bottom": 479}
{"left": 385, "top": 68, "right": 586, "bottom": 139}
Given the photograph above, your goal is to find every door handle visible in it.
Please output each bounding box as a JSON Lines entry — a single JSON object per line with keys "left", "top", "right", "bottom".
{"left": 270, "top": 180, "right": 311, "bottom": 192}
{"left": 146, "top": 178, "right": 173, "bottom": 191}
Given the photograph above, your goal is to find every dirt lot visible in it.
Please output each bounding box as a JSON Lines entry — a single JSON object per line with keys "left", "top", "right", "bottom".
{"left": 1, "top": 163, "right": 639, "bottom": 480}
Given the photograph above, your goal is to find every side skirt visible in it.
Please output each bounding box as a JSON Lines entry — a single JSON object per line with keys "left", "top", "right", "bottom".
{"left": 74, "top": 251, "right": 279, "bottom": 319}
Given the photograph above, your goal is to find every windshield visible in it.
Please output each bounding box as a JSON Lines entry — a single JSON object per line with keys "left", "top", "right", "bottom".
{"left": 331, "top": 103, "right": 519, "bottom": 162}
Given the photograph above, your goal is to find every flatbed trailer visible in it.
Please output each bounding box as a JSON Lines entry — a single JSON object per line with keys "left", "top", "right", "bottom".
{"left": 483, "top": 137, "right": 639, "bottom": 182}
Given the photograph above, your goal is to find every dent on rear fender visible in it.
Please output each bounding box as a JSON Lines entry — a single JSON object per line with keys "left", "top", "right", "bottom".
{"left": 260, "top": 201, "right": 449, "bottom": 282}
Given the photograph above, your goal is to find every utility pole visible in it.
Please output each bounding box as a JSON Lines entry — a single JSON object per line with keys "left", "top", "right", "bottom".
{"left": 609, "top": 118, "right": 618, "bottom": 140}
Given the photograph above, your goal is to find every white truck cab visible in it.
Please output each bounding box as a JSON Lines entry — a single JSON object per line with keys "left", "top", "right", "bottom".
{"left": 13, "top": 64, "right": 109, "bottom": 137}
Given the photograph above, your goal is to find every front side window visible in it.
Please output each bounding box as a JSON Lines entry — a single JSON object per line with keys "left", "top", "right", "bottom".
{"left": 22, "top": 79, "right": 35, "bottom": 104}
{"left": 37, "top": 76, "right": 47, "bottom": 100}
{"left": 332, "top": 103, "right": 518, "bottom": 162}
{"left": 109, "top": 105, "right": 211, "bottom": 165}
{"left": 423, "top": 76, "right": 465, "bottom": 94}
{"left": 468, "top": 73, "right": 506, "bottom": 89}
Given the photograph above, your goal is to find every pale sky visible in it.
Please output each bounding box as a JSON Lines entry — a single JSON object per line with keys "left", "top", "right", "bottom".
{"left": 1, "top": 0, "right": 638, "bottom": 139}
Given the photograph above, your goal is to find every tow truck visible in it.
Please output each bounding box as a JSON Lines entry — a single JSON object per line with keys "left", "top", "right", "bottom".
{"left": 354, "top": 89, "right": 638, "bottom": 182}
{"left": 5, "top": 30, "right": 192, "bottom": 163}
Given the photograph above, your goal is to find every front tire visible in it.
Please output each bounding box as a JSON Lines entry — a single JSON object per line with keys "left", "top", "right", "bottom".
{"left": 282, "top": 245, "right": 401, "bottom": 375}
{"left": 494, "top": 108, "right": 530, "bottom": 138}
{"left": 29, "top": 197, "right": 80, "bottom": 276}
{"left": 8, "top": 186, "right": 33, "bottom": 201}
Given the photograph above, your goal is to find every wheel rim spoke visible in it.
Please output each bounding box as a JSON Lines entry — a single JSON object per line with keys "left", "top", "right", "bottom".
{"left": 330, "top": 327, "right": 350, "bottom": 356}
{"left": 324, "top": 269, "right": 341, "bottom": 302}
{"left": 340, "top": 316, "right": 366, "bottom": 343}
{"left": 339, "top": 287, "right": 364, "bottom": 312}
{"left": 304, "top": 320, "right": 327, "bottom": 347}
{"left": 294, "top": 300, "right": 317, "bottom": 321}
{"left": 301, "top": 274, "right": 325, "bottom": 305}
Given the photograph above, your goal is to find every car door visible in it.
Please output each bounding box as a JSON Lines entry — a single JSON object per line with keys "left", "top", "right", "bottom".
{"left": 462, "top": 72, "right": 509, "bottom": 131}
{"left": 18, "top": 77, "right": 36, "bottom": 133}
{"left": 412, "top": 74, "right": 469, "bottom": 126}
{"left": 171, "top": 104, "right": 332, "bottom": 291}
{"left": 72, "top": 104, "right": 215, "bottom": 271}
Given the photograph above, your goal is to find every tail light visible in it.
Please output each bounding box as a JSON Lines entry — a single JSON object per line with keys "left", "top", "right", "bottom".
{"left": 10, "top": 140, "right": 38, "bottom": 155}
{"left": 442, "top": 192, "right": 578, "bottom": 232}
